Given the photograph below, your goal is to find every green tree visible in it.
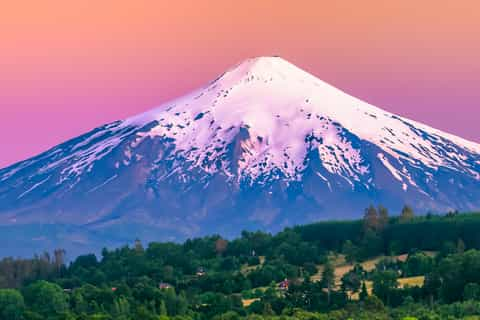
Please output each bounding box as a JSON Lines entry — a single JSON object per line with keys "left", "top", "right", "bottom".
{"left": 400, "top": 205, "right": 415, "bottom": 223}
{"left": 159, "top": 300, "right": 168, "bottom": 316}
{"left": 71, "top": 290, "right": 88, "bottom": 314}
{"left": 359, "top": 281, "right": 369, "bottom": 301}
{"left": 215, "top": 238, "right": 229, "bottom": 256}
{"left": 364, "top": 294, "right": 385, "bottom": 312}
{"left": 438, "top": 250, "right": 480, "bottom": 303}
{"left": 321, "top": 260, "right": 335, "bottom": 305}
{"left": 378, "top": 205, "right": 389, "bottom": 230}
{"left": 0, "top": 289, "right": 25, "bottom": 320}
{"left": 440, "top": 241, "right": 457, "bottom": 258}
{"left": 134, "top": 238, "right": 144, "bottom": 253}
{"left": 342, "top": 240, "right": 359, "bottom": 264}
{"left": 423, "top": 271, "right": 441, "bottom": 307}
{"left": 404, "top": 252, "right": 434, "bottom": 276}
{"left": 213, "top": 311, "right": 242, "bottom": 320}
{"left": 22, "top": 280, "right": 69, "bottom": 318}
{"left": 457, "top": 238, "right": 466, "bottom": 254}
{"left": 341, "top": 270, "right": 361, "bottom": 299}
{"left": 464, "top": 283, "right": 480, "bottom": 300}
{"left": 112, "top": 297, "right": 130, "bottom": 319}
{"left": 372, "top": 270, "right": 398, "bottom": 305}
{"left": 134, "top": 305, "right": 158, "bottom": 320}
{"left": 262, "top": 302, "right": 275, "bottom": 316}
{"left": 363, "top": 205, "right": 379, "bottom": 232}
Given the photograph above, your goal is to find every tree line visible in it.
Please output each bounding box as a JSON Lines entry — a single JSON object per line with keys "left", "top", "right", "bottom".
{"left": 1, "top": 208, "right": 480, "bottom": 319}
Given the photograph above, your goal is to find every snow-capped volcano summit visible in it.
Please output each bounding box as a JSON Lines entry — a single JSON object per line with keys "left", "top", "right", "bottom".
{"left": 127, "top": 56, "right": 479, "bottom": 185}
{"left": 1, "top": 56, "right": 479, "bottom": 256}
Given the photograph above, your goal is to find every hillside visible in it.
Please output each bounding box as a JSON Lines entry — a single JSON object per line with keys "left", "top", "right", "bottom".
{"left": 2, "top": 212, "right": 480, "bottom": 319}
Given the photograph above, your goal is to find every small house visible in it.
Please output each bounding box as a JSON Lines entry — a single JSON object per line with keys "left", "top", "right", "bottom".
{"left": 159, "top": 282, "right": 173, "bottom": 290}
{"left": 196, "top": 267, "right": 206, "bottom": 277}
{"left": 278, "top": 279, "right": 290, "bottom": 290}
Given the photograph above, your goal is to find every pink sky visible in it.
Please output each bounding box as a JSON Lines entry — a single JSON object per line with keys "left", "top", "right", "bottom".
{"left": 1, "top": 1, "right": 479, "bottom": 168}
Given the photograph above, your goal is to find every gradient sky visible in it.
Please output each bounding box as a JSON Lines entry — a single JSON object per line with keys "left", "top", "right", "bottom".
{"left": 1, "top": 1, "right": 479, "bottom": 168}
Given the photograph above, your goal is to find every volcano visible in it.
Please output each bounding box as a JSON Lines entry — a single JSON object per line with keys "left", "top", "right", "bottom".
{"left": 1, "top": 57, "right": 479, "bottom": 256}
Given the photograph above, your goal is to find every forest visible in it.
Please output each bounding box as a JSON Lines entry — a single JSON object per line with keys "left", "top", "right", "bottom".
{"left": 2, "top": 207, "right": 480, "bottom": 319}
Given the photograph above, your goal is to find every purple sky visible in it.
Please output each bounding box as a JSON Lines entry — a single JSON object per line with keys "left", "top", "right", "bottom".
{"left": 1, "top": 1, "right": 479, "bottom": 169}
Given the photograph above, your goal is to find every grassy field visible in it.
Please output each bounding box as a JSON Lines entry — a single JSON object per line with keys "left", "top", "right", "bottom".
{"left": 240, "top": 256, "right": 266, "bottom": 274}
{"left": 398, "top": 275, "right": 425, "bottom": 288}
{"left": 243, "top": 252, "right": 430, "bottom": 304}
{"left": 310, "top": 254, "right": 385, "bottom": 286}
{"left": 242, "top": 298, "right": 260, "bottom": 307}
{"left": 349, "top": 276, "right": 425, "bottom": 300}
{"left": 311, "top": 253, "right": 432, "bottom": 289}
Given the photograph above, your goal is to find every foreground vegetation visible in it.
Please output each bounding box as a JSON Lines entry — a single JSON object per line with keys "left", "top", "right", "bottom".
{"left": 2, "top": 207, "right": 480, "bottom": 319}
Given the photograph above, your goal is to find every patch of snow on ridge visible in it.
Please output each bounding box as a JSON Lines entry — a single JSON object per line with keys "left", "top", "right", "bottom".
{"left": 87, "top": 174, "right": 118, "bottom": 193}
{"left": 315, "top": 171, "right": 332, "bottom": 191}
{"left": 0, "top": 160, "right": 36, "bottom": 182}
{"left": 32, "top": 125, "right": 133, "bottom": 183}
{"left": 17, "top": 176, "right": 51, "bottom": 199}
{"left": 377, "top": 153, "right": 403, "bottom": 182}
{"left": 316, "top": 123, "right": 369, "bottom": 182}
